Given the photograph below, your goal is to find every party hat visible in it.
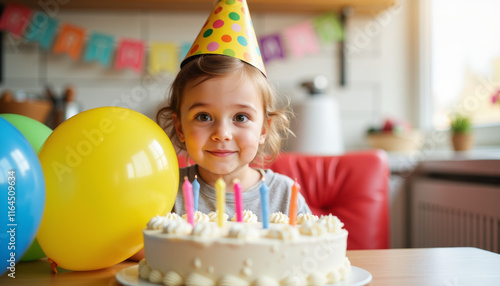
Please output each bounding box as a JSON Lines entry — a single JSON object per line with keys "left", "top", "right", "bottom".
{"left": 181, "top": 0, "right": 266, "bottom": 76}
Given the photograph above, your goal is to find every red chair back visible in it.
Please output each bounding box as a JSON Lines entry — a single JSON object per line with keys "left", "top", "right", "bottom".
{"left": 266, "top": 150, "right": 390, "bottom": 249}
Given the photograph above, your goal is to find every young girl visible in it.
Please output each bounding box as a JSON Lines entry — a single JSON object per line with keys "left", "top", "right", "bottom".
{"left": 156, "top": 54, "right": 311, "bottom": 221}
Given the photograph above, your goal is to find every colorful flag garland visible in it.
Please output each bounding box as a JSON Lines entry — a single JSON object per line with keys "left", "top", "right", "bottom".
{"left": 283, "top": 21, "right": 320, "bottom": 59}
{"left": 53, "top": 24, "right": 86, "bottom": 60}
{"left": 150, "top": 42, "right": 178, "bottom": 74}
{"left": 0, "top": 3, "right": 343, "bottom": 75}
{"left": 259, "top": 34, "right": 285, "bottom": 64}
{"left": 115, "top": 39, "right": 145, "bottom": 73}
{"left": 0, "top": 4, "right": 32, "bottom": 36}
{"left": 84, "top": 32, "right": 115, "bottom": 67}
{"left": 25, "top": 11, "right": 58, "bottom": 50}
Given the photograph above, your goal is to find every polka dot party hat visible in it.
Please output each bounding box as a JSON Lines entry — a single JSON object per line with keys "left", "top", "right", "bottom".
{"left": 181, "top": 0, "right": 266, "bottom": 76}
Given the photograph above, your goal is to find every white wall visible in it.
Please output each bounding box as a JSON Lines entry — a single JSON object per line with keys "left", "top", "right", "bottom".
{"left": 0, "top": 0, "right": 414, "bottom": 151}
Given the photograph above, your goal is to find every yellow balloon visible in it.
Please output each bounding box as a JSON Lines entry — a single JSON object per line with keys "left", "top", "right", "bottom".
{"left": 37, "top": 107, "right": 178, "bottom": 271}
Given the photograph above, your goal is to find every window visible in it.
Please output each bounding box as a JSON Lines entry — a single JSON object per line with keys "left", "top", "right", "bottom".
{"left": 422, "top": 0, "right": 500, "bottom": 131}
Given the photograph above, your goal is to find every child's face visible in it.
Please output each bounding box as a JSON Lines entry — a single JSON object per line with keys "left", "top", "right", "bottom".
{"left": 173, "top": 73, "right": 267, "bottom": 177}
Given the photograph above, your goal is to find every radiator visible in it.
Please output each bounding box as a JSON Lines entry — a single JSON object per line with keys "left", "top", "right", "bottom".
{"left": 411, "top": 178, "right": 500, "bottom": 253}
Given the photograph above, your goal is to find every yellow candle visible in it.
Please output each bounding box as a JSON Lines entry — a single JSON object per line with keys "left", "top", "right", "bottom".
{"left": 215, "top": 177, "right": 226, "bottom": 227}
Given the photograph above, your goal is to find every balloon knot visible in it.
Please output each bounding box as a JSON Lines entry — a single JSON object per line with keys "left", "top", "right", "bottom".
{"left": 47, "top": 258, "right": 58, "bottom": 274}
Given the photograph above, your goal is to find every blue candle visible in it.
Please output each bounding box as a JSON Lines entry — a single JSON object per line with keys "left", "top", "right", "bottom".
{"left": 260, "top": 178, "right": 269, "bottom": 229}
{"left": 193, "top": 175, "right": 200, "bottom": 212}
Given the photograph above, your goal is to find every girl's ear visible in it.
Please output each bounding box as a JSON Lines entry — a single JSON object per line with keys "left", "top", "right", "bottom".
{"left": 172, "top": 113, "right": 185, "bottom": 143}
{"left": 259, "top": 118, "right": 271, "bottom": 145}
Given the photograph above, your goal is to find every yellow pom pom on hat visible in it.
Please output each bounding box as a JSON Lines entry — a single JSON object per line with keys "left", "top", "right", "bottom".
{"left": 181, "top": 0, "right": 266, "bottom": 76}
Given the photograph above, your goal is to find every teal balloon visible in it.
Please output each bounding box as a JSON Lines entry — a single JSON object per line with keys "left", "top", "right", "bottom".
{"left": 0, "top": 118, "right": 46, "bottom": 275}
{"left": 0, "top": 114, "right": 51, "bottom": 262}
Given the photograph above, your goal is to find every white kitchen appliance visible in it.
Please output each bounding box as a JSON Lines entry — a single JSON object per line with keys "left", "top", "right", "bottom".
{"left": 288, "top": 76, "right": 344, "bottom": 155}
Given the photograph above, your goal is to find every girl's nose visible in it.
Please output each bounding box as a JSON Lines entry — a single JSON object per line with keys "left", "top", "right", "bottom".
{"left": 211, "top": 121, "right": 232, "bottom": 142}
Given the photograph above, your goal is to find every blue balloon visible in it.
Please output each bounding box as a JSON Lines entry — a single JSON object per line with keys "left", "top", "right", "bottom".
{"left": 0, "top": 117, "right": 45, "bottom": 276}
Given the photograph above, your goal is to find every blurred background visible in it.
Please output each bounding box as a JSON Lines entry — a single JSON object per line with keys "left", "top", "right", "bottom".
{"left": 1, "top": 0, "right": 500, "bottom": 251}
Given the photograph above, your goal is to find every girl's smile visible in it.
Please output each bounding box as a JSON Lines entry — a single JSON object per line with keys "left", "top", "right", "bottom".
{"left": 206, "top": 149, "right": 237, "bottom": 157}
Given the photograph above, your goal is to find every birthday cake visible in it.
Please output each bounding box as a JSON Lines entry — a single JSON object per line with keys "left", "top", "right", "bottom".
{"left": 139, "top": 211, "right": 351, "bottom": 286}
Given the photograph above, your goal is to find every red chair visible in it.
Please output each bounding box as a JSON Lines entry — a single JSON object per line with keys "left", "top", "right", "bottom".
{"left": 177, "top": 150, "right": 390, "bottom": 250}
{"left": 266, "top": 150, "right": 390, "bottom": 250}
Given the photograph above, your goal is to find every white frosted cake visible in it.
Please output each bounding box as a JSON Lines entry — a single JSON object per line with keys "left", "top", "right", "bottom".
{"left": 139, "top": 211, "right": 350, "bottom": 286}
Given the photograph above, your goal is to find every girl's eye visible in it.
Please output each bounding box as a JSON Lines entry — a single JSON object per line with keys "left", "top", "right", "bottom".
{"left": 195, "top": 113, "right": 212, "bottom": 122}
{"left": 234, "top": 114, "right": 249, "bottom": 123}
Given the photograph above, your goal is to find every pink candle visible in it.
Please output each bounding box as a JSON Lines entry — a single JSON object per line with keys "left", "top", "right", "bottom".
{"left": 233, "top": 179, "right": 243, "bottom": 223}
{"left": 183, "top": 176, "right": 194, "bottom": 226}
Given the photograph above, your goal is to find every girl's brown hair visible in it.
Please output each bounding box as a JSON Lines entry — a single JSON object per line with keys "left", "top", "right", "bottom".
{"left": 156, "top": 54, "right": 292, "bottom": 163}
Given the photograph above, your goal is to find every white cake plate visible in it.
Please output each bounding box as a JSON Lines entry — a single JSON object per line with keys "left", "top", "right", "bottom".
{"left": 116, "top": 265, "right": 372, "bottom": 286}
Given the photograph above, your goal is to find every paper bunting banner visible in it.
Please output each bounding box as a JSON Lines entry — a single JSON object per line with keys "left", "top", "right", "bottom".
{"left": 149, "top": 42, "right": 178, "bottom": 74}
{"left": 0, "top": 0, "right": 344, "bottom": 74}
{"left": 283, "top": 21, "right": 320, "bottom": 59}
{"left": 115, "top": 39, "right": 145, "bottom": 73}
{"left": 25, "top": 11, "right": 59, "bottom": 50}
{"left": 84, "top": 32, "right": 114, "bottom": 67}
{"left": 53, "top": 24, "right": 86, "bottom": 60}
{"left": 0, "top": 4, "right": 33, "bottom": 36}
{"left": 259, "top": 34, "right": 285, "bottom": 64}
{"left": 313, "top": 13, "right": 344, "bottom": 43}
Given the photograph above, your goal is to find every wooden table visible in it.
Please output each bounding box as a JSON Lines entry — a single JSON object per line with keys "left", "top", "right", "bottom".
{"left": 2, "top": 247, "right": 500, "bottom": 285}
{"left": 348, "top": 247, "right": 500, "bottom": 285}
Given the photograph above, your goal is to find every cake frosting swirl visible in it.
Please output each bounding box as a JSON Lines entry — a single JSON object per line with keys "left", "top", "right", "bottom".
{"left": 147, "top": 213, "right": 181, "bottom": 230}
{"left": 318, "top": 214, "right": 344, "bottom": 233}
{"left": 208, "top": 211, "right": 229, "bottom": 222}
{"left": 269, "top": 211, "right": 289, "bottom": 224}
{"left": 230, "top": 210, "right": 258, "bottom": 223}
{"left": 147, "top": 215, "right": 167, "bottom": 230}
{"left": 296, "top": 213, "right": 319, "bottom": 224}
{"left": 266, "top": 224, "right": 300, "bottom": 241}
{"left": 192, "top": 222, "right": 221, "bottom": 238}
{"left": 162, "top": 219, "right": 193, "bottom": 235}
{"left": 182, "top": 211, "right": 210, "bottom": 223}
{"left": 228, "top": 223, "right": 260, "bottom": 240}
{"left": 163, "top": 271, "right": 183, "bottom": 286}
{"left": 299, "top": 221, "right": 328, "bottom": 236}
